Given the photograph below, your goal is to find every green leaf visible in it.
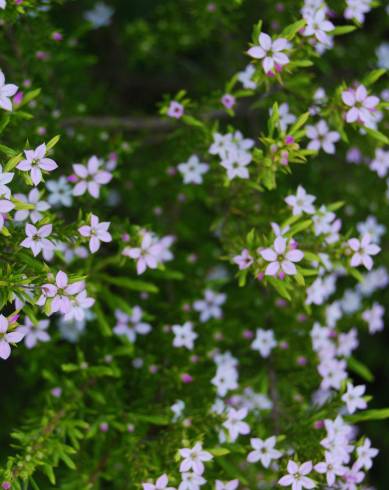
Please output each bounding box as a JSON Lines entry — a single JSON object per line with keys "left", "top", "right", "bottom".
{"left": 98, "top": 274, "right": 159, "bottom": 293}
{"left": 289, "top": 112, "right": 310, "bottom": 136}
{"left": 332, "top": 25, "right": 357, "bottom": 36}
{"left": 346, "top": 408, "right": 389, "bottom": 423}
{"left": 46, "top": 134, "right": 61, "bottom": 150}
{"left": 42, "top": 464, "right": 56, "bottom": 484}
{"left": 209, "top": 447, "right": 231, "bottom": 456}
{"left": 281, "top": 19, "right": 306, "bottom": 40}
{"left": 267, "top": 277, "right": 291, "bottom": 301}
{"left": 0, "top": 143, "right": 17, "bottom": 158}
{"left": 365, "top": 127, "right": 389, "bottom": 144}
{"left": 128, "top": 413, "right": 169, "bottom": 425}
{"left": 363, "top": 69, "right": 387, "bottom": 86}
{"left": 286, "top": 219, "right": 312, "bottom": 237}
{"left": 93, "top": 301, "right": 112, "bottom": 336}
{"left": 348, "top": 356, "right": 374, "bottom": 382}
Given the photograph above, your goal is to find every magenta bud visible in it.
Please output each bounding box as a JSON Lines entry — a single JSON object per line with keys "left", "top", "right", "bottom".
{"left": 257, "top": 272, "right": 265, "bottom": 281}
{"left": 297, "top": 314, "right": 307, "bottom": 322}
{"left": 278, "top": 271, "right": 285, "bottom": 280}
{"left": 121, "top": 233, "right": 130, "bottom": 242}
{"left": 285, "top": 135, "right": 294, "bottom": 145}
{"left": 279, "top": 341, "right": 289, "bottom": 350}
{"left": 51, "top": 387, "right": 62, "bottom": 398}
{"left": 99, "top": 422, "right": 109, "bottom": 432}
{"left": 149, "top": 365, "right": 158, "bottom": 374}
{"left": 243, "top": 329, "right": 254, "bottom": 339}
{"left": 13, "top": 91, "right": 24, "bottom": 105}
{"left": 314, "top": 420, "right": 325, "bottom": 429}
{"left": 9, "top": 314, "right": 19, "bottom": 324}
{"left": 289, "top": 240, "right": 298, "bottom": 249}
{"left": 297, "top": 356, "right": 308, "bottom": 366}
{"left": 167, "top": 166, "right": 177, "bottom": 176}
{"left": 67, "top": 174, "right": 78, "bottom": 183}
{"left": 2, "top": 482, "right": 11, "bottom": 490}
{"left": 190, "top": 355, "right": 199, "bottom": 363}
{"left": 52, "top": 32, "right": 63, "bottom": 41}
{"left": 181, "top": 373, "right": 193, "bottom": 383}
{"left": 276, "top": 298, "right": 287, "bottom": 308}
{"left": 276, "top": 2, "right": 284, "bottom": 11}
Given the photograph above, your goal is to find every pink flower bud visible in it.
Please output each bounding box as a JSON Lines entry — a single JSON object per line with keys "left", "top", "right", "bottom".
{"left": 181, "top": 373, "right": 193, "bottom": 383}
{"left": 121, "top": 233, "right": 130, "bottom": 242}
{"left": 51, "top": 387, "right": 62, "bottom": 398}
{"left": 278, "top": 270, "right": 285, "bottom": 280}
{"left": 243, "top": 329, "right": 254, "bottom": 339}
{"left": 67, "top": 174, "right": 78, "bottom": 183}
{"left": 297, "top": 356, "right": 308, "bottom": 366}
{"left": 314, "top": 420, "right": 324, "bottom": 429}
{"left": 99, "top": 422, "right": 109, "bottom": 432}
{"left": 285, "top": 135, "right": 294, "bottom": 145}
{"left": 279, "top": 341, "right": 289, "bottom": 350}
{"left": 51, "top": 32, "right": 63, "bottom": 41}
{"left": 257, "top": 272, "right": 265, "bottom": 281}
{"left": 13, "top": 91, "right": 24, "bottom": 106}
{"left": 221, "top": 94, "right": 236, "bottom": 109}
{"left": 2, "top": 482, "right": 11, "bottom": 490}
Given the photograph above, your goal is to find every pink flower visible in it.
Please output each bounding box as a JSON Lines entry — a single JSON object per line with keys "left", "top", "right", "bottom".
{"left": 233, "top": 249, "right": 253, "bottom": 270}
{"left": 16, "top": 143, "right": 58, "bottom": 186}
{"left": 167, "top": 101, "right": 184, "bottom": 119}
{"left": 279, "top": 460, "right": 315, "bottom": 489}
{"left": 247, "top": 32, "right": 289, "bottom": 74}
{"left": 341, "top": 85, "right": 379, "bottom": 125}
{"left": 0, "top": 70, "right": 18, "bottom": 111}
{"left": 348, "top": 233, "right": 380, "bottom": 270}
{"left": 72, "top": 156, "right": 112, "bottom": 198}
{"left": 20, "top": 223, "right": 54, "bottom": 257}
{"left": 341, "top": 382, "right": 367, "bottom": 414}
{"left": 79, "top": 214, "right": 112, "bottom": 253}
{"left": 0, "top": 314, "right": 25, "bottom": 360}
{"left": 303, "top": 9, "right": 334, "bottom": 45}
{"left": 123, "top": 233, "right": 162, "bottom": 274}
{"left": 260, "top": 236, "right": 304, "bottom": 276}
{"left": 63, "top": 290, "right": 95, "bottom": 322}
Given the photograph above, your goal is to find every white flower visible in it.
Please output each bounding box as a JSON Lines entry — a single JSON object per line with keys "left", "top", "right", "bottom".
{"left": 78, "top": 213, "right": 112, "bottom": 253}
{"left": 0, "top": 164, "right": 14, "bottom": 198}
{"left": 285, "top": 186, "right": 316, "bottom": 215}
{"left": 356, "top": 438, "right": 378, "bottom": 470}
{"left": 223, "top": 408, "right": 250, "bottom": 442}
{"left": 248, "top": 32, "right": 289, "bottom": 74}
{"left": 14, "top": 188, "right": 50, "bottom": 223}
{"left": 193, "top": 289, "right": 226, "bottom": 322}
{"left": 303, "top": 8, "right": 334, "bottom": 45}
{"left": 369, "top": 148, "right": 389, "bottom": 178}
{"left": 357, "top": 216, "right": 386, "bottom": 243}
{"left": 215, "top": 480, "right": 239, "bottom": 490}
{"left": 251, "top": 329, "right": 276, "bottom": 358}
{"left": 237, "top": 64, "right": 256, "bottom": 89}
{"left": 247, "top": 436, "right": 282, "bottom": 467}
{"left": 306, "top": 120, "right": 340, "bottom": 154}
{"left": 178, "top": 473, "right": 206, "bottom": 490}
{"left": 341, "top": 85, "right": 379, "bottom": 125}
{"left": 260, "top": 236, "right": 304, "bottom": 276}
{"left": 84, "top": 2, "right": 113, "bottom": 28}
{"left": 20, "top": 223, "right": 54, "bottom": 257}
{"left": 171, "top": 400, "right": 185, "bottom": 422}
{"left": 220, "top": 146, "right": 252, "bottom": 180}
{"left": 20, "top": 318, "right": 50, "bottom": 349}
{"left": 0, "top": 70, "right": 18, "bottom": 111}
{"left": 279, "top": 461, "right": 315, "bottom": 489}
{"left": 172, "top": 322, "right": 197, "bottom": 350}
{"left": 142, "top": 474, "right": 176, "bottom": 490}
{"left": 348, "top": 233, "right": 380, "bottom": 270}
{"left": 0, "top": 1, "right": 6, "bottom": 10}
{"left": 46, "top": 177, "right": 73, "bottom": 207}
{"left": 16, "top": 143, "right": 58, "bottom": 186}
{"left": 314, "top": 451, "right": 346, "bottom": 486}
{"left": 113, "top": 307, "right": 151, "bottom": 343}
{"left": 341, "top": 383, "right": 367, "bottom": 414}
{"left": 177, "top": 155, "right": 209, "bottom": 184}
{"left": 179, "top": 443, "right": 213, "bottom": 475}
